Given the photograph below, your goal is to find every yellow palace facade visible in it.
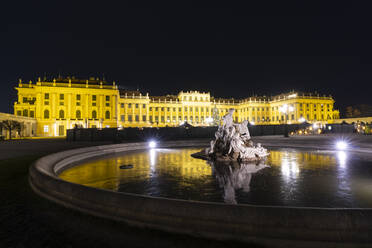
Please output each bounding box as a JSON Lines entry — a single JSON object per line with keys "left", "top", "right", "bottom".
{"left": 14, "top": 77, "right": 340, "bottom": 137}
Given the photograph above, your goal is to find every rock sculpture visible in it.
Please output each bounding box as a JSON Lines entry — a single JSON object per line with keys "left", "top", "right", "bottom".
{"left": 193, "top": 109, "right": 269, "bottom": 162}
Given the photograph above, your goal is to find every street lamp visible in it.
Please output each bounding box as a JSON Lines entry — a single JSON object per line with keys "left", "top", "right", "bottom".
{"left": 279, "top": 104, "right": 294, "bottom": 137}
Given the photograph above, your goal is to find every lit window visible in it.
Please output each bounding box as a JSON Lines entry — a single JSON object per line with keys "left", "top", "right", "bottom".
{"left": 43, "top": 125, "right": 49, "bottom": 133}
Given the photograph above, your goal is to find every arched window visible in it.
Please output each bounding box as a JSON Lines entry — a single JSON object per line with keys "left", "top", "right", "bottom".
{"left": 44, "top": 109, "right": 49, "bottom": 119}
{"left": 59, "top": 110, "right": 64, "bottom": 119}
{"left": 76, "top": 110, "right": 81, "bottom": 119}
{"left": 105, "top": 111, "right": 110, "bottom": 119}
{"left": 92, "top": 110, "right": 97, "bottom": 119}
{"left": 23, "top": 109, "right": 28, "bottom": 117}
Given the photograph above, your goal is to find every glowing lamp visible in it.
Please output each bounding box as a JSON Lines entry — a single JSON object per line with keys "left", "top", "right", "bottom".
{"left": 336, "top": 141, "right": 348, "bottom": 150}
{"left": 148, "top": 141, "right": 157, "bottom": 148}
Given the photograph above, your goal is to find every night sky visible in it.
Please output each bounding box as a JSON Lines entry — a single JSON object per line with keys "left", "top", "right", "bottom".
{"left": 1, "top": 2, "right": 372, "bottom": 114}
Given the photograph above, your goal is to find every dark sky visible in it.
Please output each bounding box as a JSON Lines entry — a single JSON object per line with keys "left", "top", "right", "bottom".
{"left": 1, "top": 1, "right": 372, "bottom": 114}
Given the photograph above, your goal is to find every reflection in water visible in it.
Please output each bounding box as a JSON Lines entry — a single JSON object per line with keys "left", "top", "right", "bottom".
{"left": 337, "top": 151, "right": 347, "bottom": 168}
{"left": 59, "top": 147, "right": 372, "bottom": 207}
{"left": 211, "top": 161, "right": 269, "bottom": 204}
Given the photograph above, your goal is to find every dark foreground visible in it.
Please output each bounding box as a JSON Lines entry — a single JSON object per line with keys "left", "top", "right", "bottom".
{"left": 0, "top": 139, "right": 254, "bottom": 248}
{"left": 2, "top": 135, "right": 372, "bottom": 248}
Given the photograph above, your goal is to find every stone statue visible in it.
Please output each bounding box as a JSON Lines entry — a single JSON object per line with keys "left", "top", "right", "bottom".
{"left": 194, "top": 109, "right": 269, "bottom": 162}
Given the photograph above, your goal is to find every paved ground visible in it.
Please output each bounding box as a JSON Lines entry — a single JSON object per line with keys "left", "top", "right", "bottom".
{"left": 0, "top": 135, "right": 371, "bottom": 248}
{"left": 1, "top": 134, "right": 372, "bottom": 160}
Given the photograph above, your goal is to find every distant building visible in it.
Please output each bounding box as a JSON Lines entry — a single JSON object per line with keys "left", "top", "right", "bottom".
{"left": 14, "top": 77, "right": 340, "bottom": 137}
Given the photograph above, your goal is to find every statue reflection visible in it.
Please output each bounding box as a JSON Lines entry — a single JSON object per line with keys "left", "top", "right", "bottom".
{"left": 210, "top": 161, "right": 269, "bottom": 204}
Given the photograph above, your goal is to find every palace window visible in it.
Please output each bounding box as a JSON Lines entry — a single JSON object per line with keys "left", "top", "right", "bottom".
{"left": 184, "top": 107, "right": 187, "bottom": 112}
{"left": 155, "top": 116, "right": 158, "bottom": 122}
{"left": 23, "top": 109, "right": 28, "bottom": 117}
{"left": 179, "top": 107, "right": 181, "bottom": 112}
{"left": 195, "top": 107, "right": 198, "bottom": 112}
{"left": 161, "top": 107, "right": 164, "bottom": 111}
{"left": 105, "top": 111, "right": 110, "bottom": 119}
{"left": 60, "top": 94, "right": 64, "bottom": 100}
{"left": 142, "top": 115, "right": 146, "bottom": 121}
{"left": 92, "top": 95, "right": 96, "bottom": 101}
{"left": 121, "top": 103, "right": 124, "bottom": 108}
{"left": 149, "top": 116, "right": 153, "bottom": 123}
{"left": 291, "top": 114, "right": 294, "bottom": 120}
{"left": 149, "top": 107, "right": 152, "bottom": 111}
{"left": 143, "top": 104, "right": 146, "bottom": 108}
{"left": 17, "top": 110, "right": 21, "bottom": 116}
{"left": 76, "top": 110, "right": 81, "bottom": 119}
{"left": 106, "top": 96, "right": 110, "bottom": 101}
{"left": 30, "top": 111, "right": 34, "bottom": 118}
{"left": 173, "top": 107, "right": 176, "bottom": 112}
{"left": 76, "top": 94, "right": 81, "bottom": 101}
{"left": 155, "top": 107, "right": 158, "bottom": 111}
{"left": 128, "top": 103, "right": 132, "bottom": 108}
{"left": 43, "top": 125, "right": 49, "bottom": 133}
{"left": 44, "top": 109, "right": 49, "bottom": 119}
{"left": 167, "top": 107, "right": 170, "bottom": 112}
{"left": 44, "top": 93, "right": 49, "bottom": 100}
{"left": 135, "top": 115, "right": 139, "bottom": 122}
{"left": 161, "top": 116, "right": 164, "bottom": 122}
{"left": 92, "top": 110, "right": 97, "bottom": 119}
{"left": 128, "top": 116, "right": 132, "bottom": 122}
{"left": 59, "top": 110, "right": 64, "bottom": 119}
{"left": 136, "top": 104, "right": 138, "bottom": 108}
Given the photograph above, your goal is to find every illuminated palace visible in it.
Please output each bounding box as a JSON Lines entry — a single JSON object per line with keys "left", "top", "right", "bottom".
{"left": 14, "top": 77, "right": 340, "bottom": 137}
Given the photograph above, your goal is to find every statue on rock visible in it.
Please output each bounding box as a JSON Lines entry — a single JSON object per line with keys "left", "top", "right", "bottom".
{"left": 192, "top": 109, "right": 269, "bottom": 162}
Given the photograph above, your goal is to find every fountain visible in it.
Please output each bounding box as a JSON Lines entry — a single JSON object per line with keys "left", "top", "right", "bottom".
{"left": 192, "top": 109, "right": 269, "bottom": 162}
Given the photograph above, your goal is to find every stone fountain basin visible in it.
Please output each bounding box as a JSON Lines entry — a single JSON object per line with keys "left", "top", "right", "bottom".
{"left": 29, "top": 140, "right": 372, "bottom": 248}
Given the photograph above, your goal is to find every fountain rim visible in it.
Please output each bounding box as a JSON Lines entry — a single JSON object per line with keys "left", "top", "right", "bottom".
{"left": 29, "top": 139, "right": 372, "bottom": 247}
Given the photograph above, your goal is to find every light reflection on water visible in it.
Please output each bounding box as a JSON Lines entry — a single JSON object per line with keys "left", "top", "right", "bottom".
{"left": 59, "top": 147, "right": 372, "bottom": 207}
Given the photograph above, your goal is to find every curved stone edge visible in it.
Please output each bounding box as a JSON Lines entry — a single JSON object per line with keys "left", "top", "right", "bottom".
{"left": 29, "top": 140, "right": 372, "bottom": 248}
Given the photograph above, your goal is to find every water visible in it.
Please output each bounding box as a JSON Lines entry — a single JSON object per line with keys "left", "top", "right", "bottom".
{"left": 59, "top": 147, "right": 372, "bottom": 207}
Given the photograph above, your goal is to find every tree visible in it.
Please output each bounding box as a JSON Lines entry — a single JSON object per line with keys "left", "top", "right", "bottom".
{"left": 0, "top": 120, "right": 22, "bottom": 140}
{"left": 345, "top": 106, "right": 353, "bottom": 118}
{"left": 353, "top": 108, "right": 362, "bottom": 117}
